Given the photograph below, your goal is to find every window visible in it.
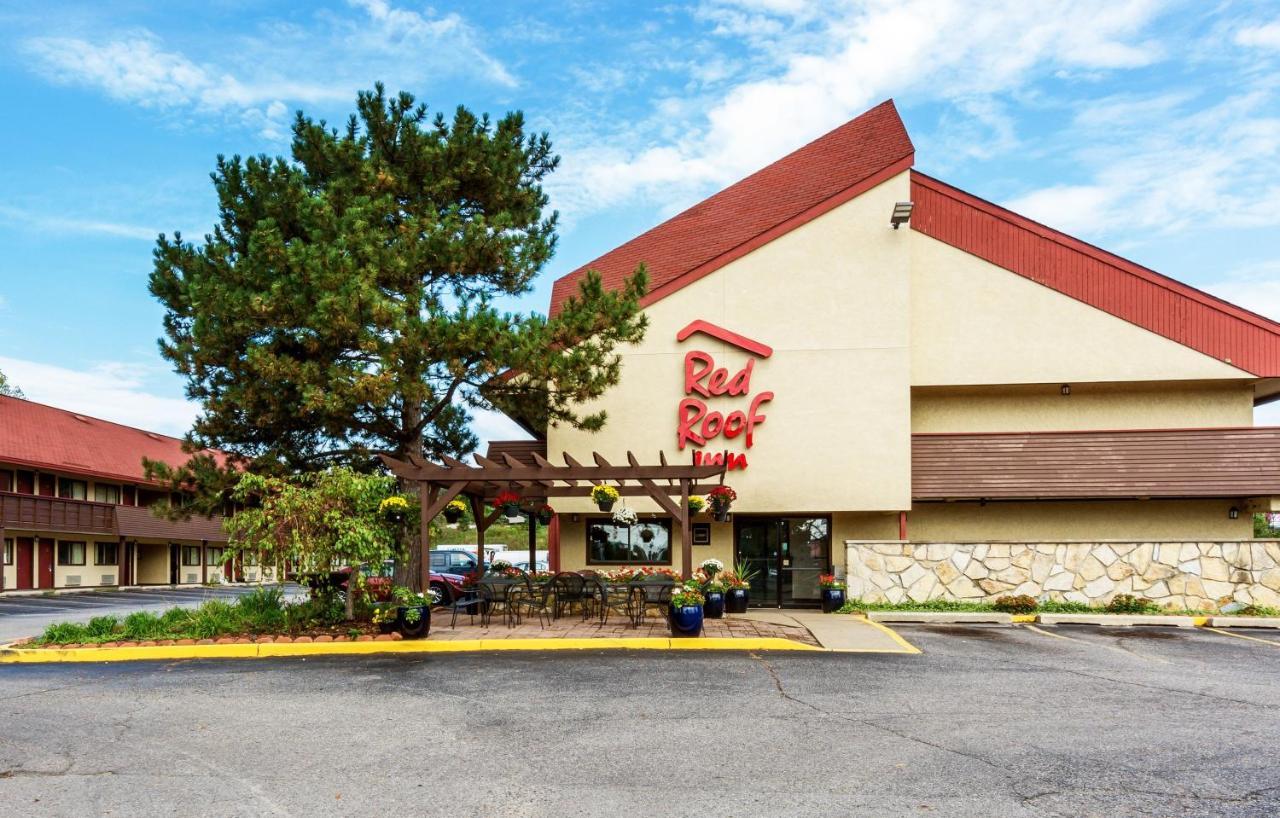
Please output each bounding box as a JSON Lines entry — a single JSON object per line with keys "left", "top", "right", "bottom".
{"left": 586, "top": 518, "right": 672, "bottom": 565}
{"left": 58, "top": 478, "right": 87, "bottom": 500}
{"left": 57, "top": 541, "right": 86, "bottom": 566}
{"left": 93, "top": 484, "right": 121, "bottom": 504}
{"left": 243, "top": 551, "right": 258, "bottom": 567}
{"left": 0, "top": 470, "right": 12, "bottom": 492}
{"left": 182, "top": 546, "right": 201, "bottom": 566}
{"left": 3, "top": 538, "right": 12, "bottom": 565}
{"left": 95, "top": 542, "right": 118, "bottom": 566}
{"left": 206, "top": 547, "right": 225, "bottom": 566}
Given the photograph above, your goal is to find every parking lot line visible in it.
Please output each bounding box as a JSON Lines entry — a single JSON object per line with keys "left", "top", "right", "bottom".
{"left": 1018, "top": 624, "right": 1171, "bottom": 663}
{"left": 1204, "top": 627, "right": 1280, "bottom": 647}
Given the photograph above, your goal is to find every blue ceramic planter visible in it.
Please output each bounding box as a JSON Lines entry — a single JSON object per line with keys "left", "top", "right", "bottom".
{"left": 396, "top": 604, "right": 431, "bottom": 639}
{"left": 725, "top": 588, "right": 749, "bottom": 613}
{"left": 704, "top": 591, "right": 725, "bottom": 619}
{"left": 669, "top": 604, "right": 704, "bottom": 637}
{"left": 820, "top": 588, "right": 846, "bottom": 613}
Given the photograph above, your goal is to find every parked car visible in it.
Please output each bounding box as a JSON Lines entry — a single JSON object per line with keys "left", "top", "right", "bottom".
{"left": 330, "top": 561, "right": 466, "bottom": 605}
{"left": 429, "top": 549, "right": 484, "bottom": 576}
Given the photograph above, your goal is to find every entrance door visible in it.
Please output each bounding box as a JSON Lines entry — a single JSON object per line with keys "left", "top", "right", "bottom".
{"left": 169, "top": 544, "right": 180, "bottom": 585}
{"left": 734, "top": 516, "right": 831, "bottom": 607}
{"left": 37, "top": 539, "right": 54, "bottom": 589}
{"left": 15, "top": 537, "right": 34, "bottom": 590}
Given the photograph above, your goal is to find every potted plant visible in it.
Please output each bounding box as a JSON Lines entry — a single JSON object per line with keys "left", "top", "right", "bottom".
{"left": 591, "top": 484, "right": 620, "bottom": 512}
{"left": 612, "top": 505, "right": 638, "bottom": 526}
{"left": 639, "top": 523, "right": 655, "bottom": 543}
{"left": 688, "top": 495, "right": 706, "bottom": 515}
{"left": 707, "top": 485, "right": 737, "bottom": 521}
{"left": 701, "top": 575, "right": 728, "bottom": 619}
{"left": 443, "top": 498, "right": 466, "bottom": 524}
{"left": 669, "top": 581, "right": 705, "bottom": 638}
{"left": 536, "top": 503, "right": 555, "bottom": 525}
{"left": 724, "top": 561, "right": 754, "bottom": 613}
{"left": 391, "top": 586, "right": 434, "bottom": 639}
{"left": 819, "top": 574, "right": 847, "bottom": 613}
{"left": 378, "top": 495, "right": 411, "bottom": 526}
{"left": 495, "top": 490, "right": 522, "bottom": 518}
{"left": 371, "top": 604, "right": 398, "bottom": 634}
{"left": 699, "top": 558, "right": 724, "bottom": 579}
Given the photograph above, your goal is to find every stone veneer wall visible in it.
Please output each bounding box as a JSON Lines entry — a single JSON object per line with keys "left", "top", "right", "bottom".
{"left": 844, "top": 540, "right": 1280, "bottom": 610}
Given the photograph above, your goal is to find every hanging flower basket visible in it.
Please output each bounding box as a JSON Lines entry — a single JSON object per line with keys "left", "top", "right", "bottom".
{"left": 591, "top": 484, "right": 620, "bottom": 512}
{"left": 687, "top": 495, "right": 706, "bottom": 515}
{"left": 495, "top": 490, "right": 522, "bottom": 517}
{"left": 708, "top": 485, "right": 737, "bottom": 522}
{"left": 536, "top": 504, "right": 555, "bottom": 525}
{"left": 378, "top": 495, "right": 411, "bottom": 525}
{"left": 639, "top": 525, "right": 655, "bottom": 543}
{"left": 443, "top": 499, "right": 466, "bottom": 524}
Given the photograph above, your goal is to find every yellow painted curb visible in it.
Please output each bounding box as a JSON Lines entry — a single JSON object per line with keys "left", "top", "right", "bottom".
{"left": 1191, "top": 616, "right": 1210, "bottom": 627}
{"left": 1011, "top": 614, "right": 1038, "bottom": 623}
{"left": 857, "top": 619, "right": 922, "bottom": 654}
{"left": 0, "top": 635, "right": 824, "bottom": 664}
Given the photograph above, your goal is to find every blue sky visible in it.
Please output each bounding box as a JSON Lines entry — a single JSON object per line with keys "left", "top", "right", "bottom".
{"left": 2, "top": 0, "right": 1280, "bottom": 442}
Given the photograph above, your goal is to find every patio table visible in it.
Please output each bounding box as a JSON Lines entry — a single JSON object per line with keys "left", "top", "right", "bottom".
{"left": 477, "top": 578, "right": 524, "bottom": 627}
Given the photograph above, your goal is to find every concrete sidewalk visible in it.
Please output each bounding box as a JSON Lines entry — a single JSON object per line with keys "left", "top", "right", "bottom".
{"left": 741, "top": 609, "right": 920, "bottom": 653}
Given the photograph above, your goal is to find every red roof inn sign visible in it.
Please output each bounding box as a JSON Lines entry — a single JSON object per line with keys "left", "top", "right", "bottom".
{"left": 676, "top": 320, "right": 774, "bottom": 471}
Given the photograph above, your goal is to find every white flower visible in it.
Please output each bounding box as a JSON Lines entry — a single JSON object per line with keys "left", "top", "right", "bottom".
{"left": 611, "top": 505, "right": 638, "bottom": 525}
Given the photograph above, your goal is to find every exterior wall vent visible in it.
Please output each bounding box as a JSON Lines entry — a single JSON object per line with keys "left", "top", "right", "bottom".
{"left": 186, "top": 573, "right": 199, "bottom": 584}
{"left": 65, "top": 575, "right": 81, "bottom": 586}
{"left": 101, "top": 574, "right": 114, "bottom": 585}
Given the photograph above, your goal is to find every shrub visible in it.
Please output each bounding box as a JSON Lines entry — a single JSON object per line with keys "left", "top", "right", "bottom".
{"left": 85, "top": 615, "right": 121, "bottom": 639}
{"left": 187, "top": 599, "right": 242, "bottom": 639}
{"left": 236, "top": 587, "right": 286, "bottom": 632}
{"left": 992, "top": 595, "right": 1037, "bottom": 614}
{"left": 1105, "top": 593, "right": 1158, "bottom": 614}
{"left": 121, "top": 611, "right": 166, "bottom": 641}
{"left": 40, "top": 621, "right": 90, "bottom": 644}
{"left": 1038, "top": 599, "right": 1093, "bottom": 613}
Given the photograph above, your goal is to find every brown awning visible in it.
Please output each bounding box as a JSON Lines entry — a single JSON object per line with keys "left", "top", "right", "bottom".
{"left": 485, "top": 439, "right": 546, "bottom": 467}
{"left": 912, "top": 427, "right": 1280, "bottom": 501}
{"left": 114, "top": 505, "right": 229, "bottom": 542}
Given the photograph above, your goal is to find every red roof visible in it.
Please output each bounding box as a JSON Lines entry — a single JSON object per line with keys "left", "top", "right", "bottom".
{"left": 910, "top": 172, "right": 1280, "bottom": 377}
{"left": 0, "top": 395, "right": 217, "bottom": 484}
{"left": 549, "top": 99, "right": 915, "bottom": 316}
{"left": 547, "top": 99, "right": 1280, "bottom": 379}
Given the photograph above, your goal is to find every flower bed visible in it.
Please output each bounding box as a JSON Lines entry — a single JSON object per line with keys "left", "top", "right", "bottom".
{"left": 835, "top": 596, "right": 1280, "bottom": 617}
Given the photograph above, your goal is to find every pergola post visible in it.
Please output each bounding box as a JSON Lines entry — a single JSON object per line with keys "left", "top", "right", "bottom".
{"left": 527, "top": 512, "right": 537, "bottom": 572}
{"left": 419, "top": 485, "right": 437, "bottom": 594}
{"left": 680, "top": 478, "right": 692, "bottom": 579}
{"left": 0, "top": 523, "right": 6, "bottom": 593}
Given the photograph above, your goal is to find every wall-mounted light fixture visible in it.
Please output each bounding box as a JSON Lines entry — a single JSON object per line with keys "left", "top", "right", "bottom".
{"left": 1229, "top": 506, "right": 1240, "bottom": 520}
{"left": 1061, "top": 384, "right": 1071, "bottom": 396}
{"left": 570, "top": 513, "right": 580, "bottom": 523}
{"left": 890, "top": 201, "right": 914, "bottom": 229}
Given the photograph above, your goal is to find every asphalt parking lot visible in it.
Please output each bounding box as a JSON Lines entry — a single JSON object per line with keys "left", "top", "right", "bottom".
{"left": 0, "top": 584, "right": 304, "bottom": 643}
{"left": 2, "top": 623, "right": 1278, "bottom": 817}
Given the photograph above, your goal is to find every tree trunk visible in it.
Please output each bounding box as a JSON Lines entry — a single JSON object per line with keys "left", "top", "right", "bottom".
{"left": 345, "top": 562, "right": 360, "bottom": 621}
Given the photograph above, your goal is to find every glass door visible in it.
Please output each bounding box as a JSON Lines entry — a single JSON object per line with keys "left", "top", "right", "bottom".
{"left": 734, "top": 518, "right": 782, "bottom": 608}
{"left": 735, "top": 516, "right": 831, "bottom": 607}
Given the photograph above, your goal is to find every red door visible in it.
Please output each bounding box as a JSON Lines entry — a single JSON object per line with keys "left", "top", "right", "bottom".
{"left": 15, "top": 537, "right": 34, "bottom": 589}
{"left": 37, "top": 539, "right": 54, "bottom": 589}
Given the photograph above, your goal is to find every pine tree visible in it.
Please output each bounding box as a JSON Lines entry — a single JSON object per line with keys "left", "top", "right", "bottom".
{"left": 147, "top": 85, "right": 648, "bottom": 586}
{"left": 0, "top": 368, "right": 23, "bottom": 398}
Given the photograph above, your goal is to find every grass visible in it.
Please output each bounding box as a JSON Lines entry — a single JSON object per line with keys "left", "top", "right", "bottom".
{"left": 31, "top": 587, "right": 351, "bottom": 646}
{"left": 835, "top": 597, "right": 1279, "bottom": 617}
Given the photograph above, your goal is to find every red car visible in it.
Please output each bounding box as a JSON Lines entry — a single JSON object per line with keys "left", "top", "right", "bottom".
{"left": 329, "top": 561, "right": 465, "bottom": 605}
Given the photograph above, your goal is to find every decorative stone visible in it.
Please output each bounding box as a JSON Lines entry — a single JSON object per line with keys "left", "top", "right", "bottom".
{"left": 1201, "top": 557, "right": 1230, "bottom": 582}
{"left": 1106, "top": 561, "right": 1135, "bottom": 581}
{"left": 1083, "top": 576, "right": 1114, "bottom": 598}
{"left": 1131, "top": 544, "right": 1154, "bottom": 575}
{"left": 986, "top": 557, "right": 1011, "bottom": 571}
{"left": 950, "top": 551, "right": 971, "bottom": 571}
{"left": 1177, "top": 560, "right": 1201, "bottom": 576}
{"left": 1094, "top": 545, "right": 1118, "bottom": 566}
{"left": 1145, "top": 580, "right": 1170, "bottom": 598}
{"left": 1011, "top": 549, "right": 1034, "bottom": 569}
{"left": 862, "top": 554, "right": 884, "bottom": 572}
{"left": 1031, "top": 552, "right": 1054, "bottom": 583}
{"left": 992, "top": 566, "right": 1030, "bottom": 585}
{"left": 978, "top": 578, "right": 1014, "bottom": 595}
{"left": 900, "top": 563, "right": 927, "bottom": 589}
{"left": 926, "top": 544, "right": 950, "bottom": 561}
{"left": 945, "top": 576, "right": 984, "bottom": 598}
{"left": 1260, "top": 569, "right": 1280, "bottom": 591}
{"left": 988, "top": 544, "right": 1012, "bottom": 558}
{"left": 934, "top": 561, "right": 961, "bottom": 585}
{"left": 905, "top": 573, "right": 938, "bottom": 602}
{"left": 884, "top": 556, "right": 914, "bottom": 572}
{"left": 963, "top": 561, "right": 989, "bottom": 580}
{"left": 1178, "top": 543, "right": 1200, "bottom": 563}
{"left": 972, "top": 543, "right": 989, "bottom": 562}
{"left": 1078, "top": 556, "right": 1106, "bottom": 582}
{"left": 883, "top": 586, "right": 906, "bottom": 604}
{"left": 1043, "top": 572, "right": 1074, "bottom": 591}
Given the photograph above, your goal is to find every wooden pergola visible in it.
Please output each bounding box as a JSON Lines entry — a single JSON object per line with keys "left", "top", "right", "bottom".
{"left": 379, "top": 450, "right": 729, "bottom": 588}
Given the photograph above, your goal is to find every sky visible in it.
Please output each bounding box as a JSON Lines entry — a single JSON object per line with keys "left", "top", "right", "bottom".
{"left": 2, "top": 0, "right": 1280, "bottom": 446}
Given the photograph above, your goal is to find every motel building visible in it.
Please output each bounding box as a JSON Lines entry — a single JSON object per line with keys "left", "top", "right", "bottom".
{"left": 0, "top": 396, "right": 261, "bottom": 592}
{"left": 491, "top": 99, "right": 1280, "bottom": 611}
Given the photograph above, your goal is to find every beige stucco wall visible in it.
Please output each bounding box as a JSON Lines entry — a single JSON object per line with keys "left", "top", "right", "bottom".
{"left": 909, "top": 231, "right": 1253, "bottom": 387}
{"left": 912, "top": 381, "right": 1254, "bottom": 433}
{"left": 547, "top": 171, "right": 914, "bottom": 514}
{"left": 908, "top": 500, "right": 1251, "bottom": 541}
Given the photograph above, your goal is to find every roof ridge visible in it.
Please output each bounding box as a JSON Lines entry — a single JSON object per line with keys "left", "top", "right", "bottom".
{"left": 913, "top": 426, "right": 1280, "bottom": 438}
{"left": 911, "top": 171, "right": 1280, "bottom": 337}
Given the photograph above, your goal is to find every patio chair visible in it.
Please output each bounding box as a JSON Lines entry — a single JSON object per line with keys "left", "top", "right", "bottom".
{"left": 589, "top": 577, "right": 634, "bottom": 626}
{"left": 479, "top": 580, "right": 520, "bottom": 628}
{"left": 448, "top": 583, "right": 489, "bottom": 629}
{"left": 509, "top": 581, "right": 555, "bottom": 628}
{"left": 633, "top": 580, "right": 673, "bottom": 627}
{"left": 551, "top": 572, "right": 587, "bottom": 619}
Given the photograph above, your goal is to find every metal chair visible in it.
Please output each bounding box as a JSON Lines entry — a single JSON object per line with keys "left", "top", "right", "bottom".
{"left": 551, "top": 572, "right": 587, "bottom": 620}
{"left": 448, "top": 583, "right": 489, "bottom": 629}
{"left": 633, "top": 580, "right": 674, "bottom": 626}
{"left": 510, "top": 581, "right": 555, "bottom": 628}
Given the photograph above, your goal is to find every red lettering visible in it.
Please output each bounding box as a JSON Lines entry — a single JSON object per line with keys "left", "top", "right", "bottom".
{"left": 707, "top": 367, "right": 730, "bottom": 395}
{"left": 744, "top": 391, "right": 772, "bottom": 448}
{"left": 677, "top": 398, "right": 707, "bottom": 449}
{"left": 683, "top": 351, "right": 714, "bottom": 397}
{"left": 727, "top": 359, "right": 754, "bottom": 396}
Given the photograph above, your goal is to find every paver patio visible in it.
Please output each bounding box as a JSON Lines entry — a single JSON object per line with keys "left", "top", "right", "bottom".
{"left": 429, "top": 612, "right": 822, "bottom": 646}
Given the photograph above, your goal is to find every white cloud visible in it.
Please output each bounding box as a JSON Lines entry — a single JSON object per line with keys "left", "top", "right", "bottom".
{"left": 1235, "top": 20, "right": 1280, "bottom": 49}
{"left": 1204, "top": 260, "right": 1280, "bottom": 322}
{"left": 0, "top": 357, "right": 198, "bottom": 437}
{"left": 551, "top": 0, "right": 1168, "bottom": 217}
{"left": 467, "top": 407, "right": 532, "bottom": 458}
{"left": 0, "top": 204, "right": 156, "bottom": 241}
{"left": 21, "top": 2, "right": 516, "bottom": 140}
